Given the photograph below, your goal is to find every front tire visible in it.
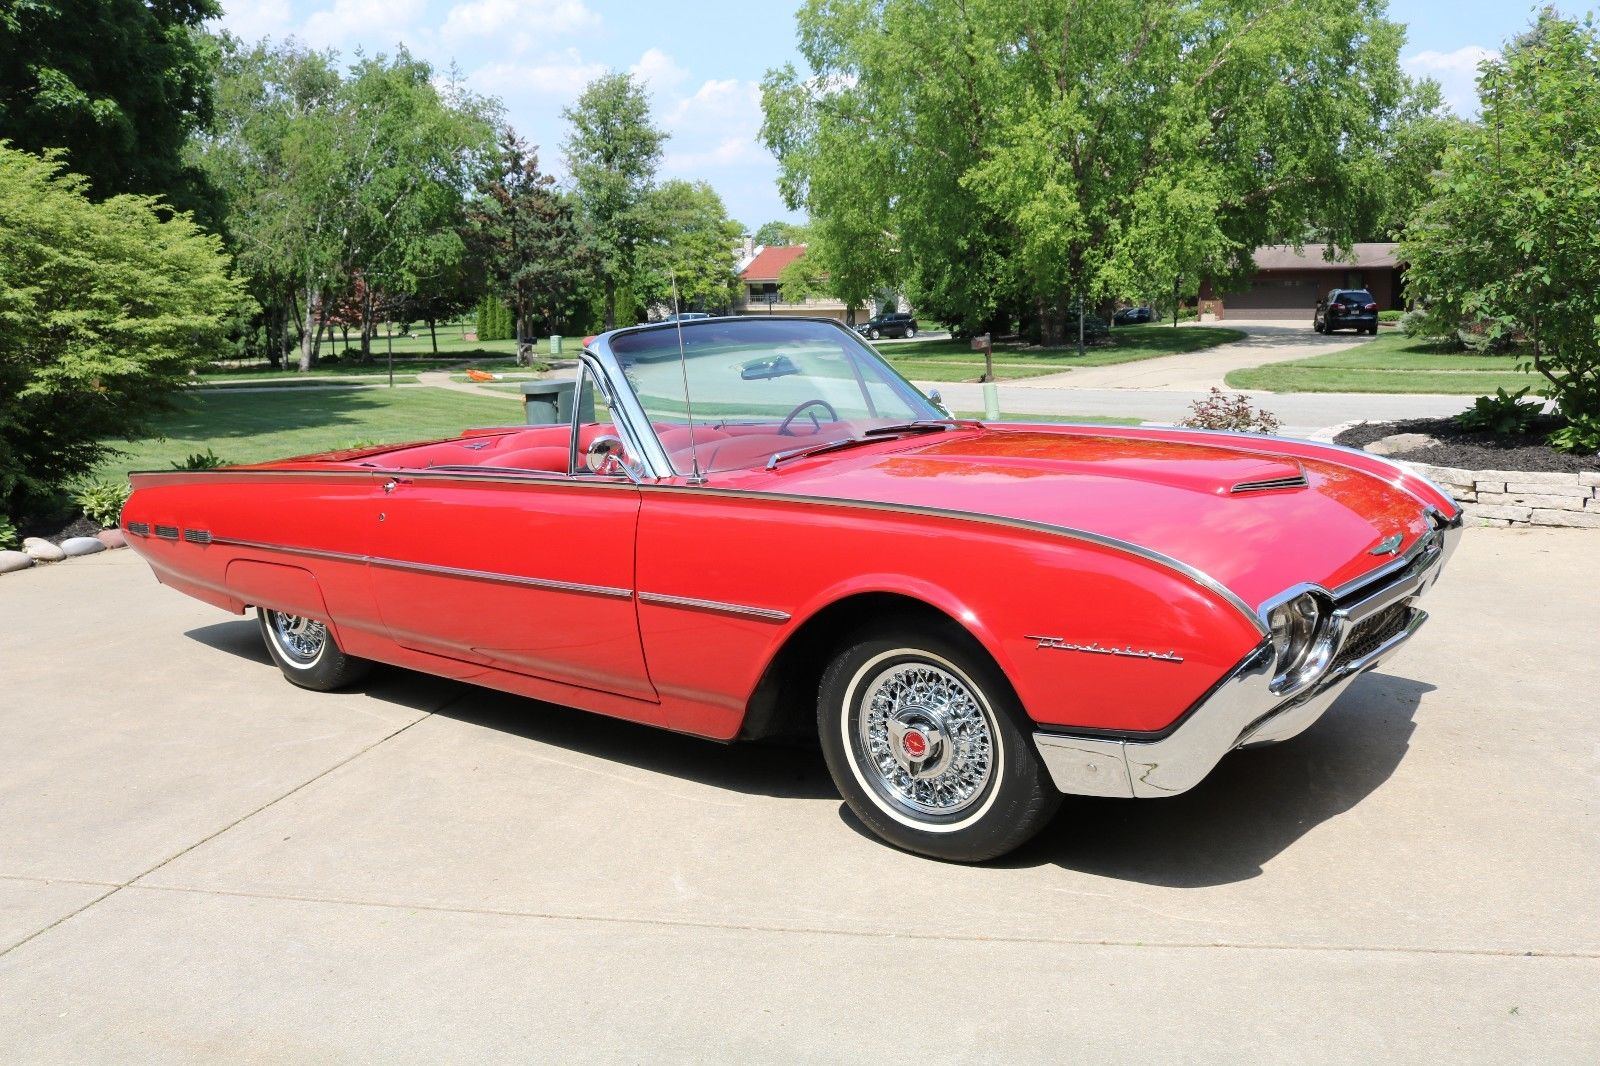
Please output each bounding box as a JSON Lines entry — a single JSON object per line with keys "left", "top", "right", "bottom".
{"left": 869, "top": 327, "right": 881, "bottom": 340}
{"left": 818, "top": 626, "right": 1061, "bottom": 862}
{"left": 906, "top": 326, "right": 917, "bottom": 338}
{"left": 257, "top": 607, "right": 371, "bottom": 691}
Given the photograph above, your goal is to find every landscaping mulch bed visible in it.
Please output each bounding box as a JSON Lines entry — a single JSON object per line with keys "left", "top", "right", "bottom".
{"left": 16, "top": 506, "right": 103, "bottom": 546}
{"left": 1335, "top": 417, "right": 1599, "bottom": 474}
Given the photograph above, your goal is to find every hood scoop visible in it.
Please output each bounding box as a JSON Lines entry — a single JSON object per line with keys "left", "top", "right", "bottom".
{"left": 1230, "top": 465, "right": 1308, "bottom": 494}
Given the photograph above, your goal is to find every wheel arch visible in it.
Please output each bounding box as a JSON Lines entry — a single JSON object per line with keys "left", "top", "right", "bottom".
{"left": 738, "top": 588, "right": 1016, "bottom": 743}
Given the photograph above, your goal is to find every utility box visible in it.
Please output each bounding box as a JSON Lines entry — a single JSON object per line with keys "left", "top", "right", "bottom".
{"left": 549, "top": 335, "right": 562, "bottom": 356}
{"left": 519, "top": 379, "right": 591, "bottom": 425}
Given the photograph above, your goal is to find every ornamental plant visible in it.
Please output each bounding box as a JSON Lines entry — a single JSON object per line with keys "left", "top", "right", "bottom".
{"left": 72, "top": 480, "right": 132, "bottom": 530}
{"left": 1179, "top": 388, "right": 1281, "bottom": 435}
{"left": 0, "top": 145, "right": 242, "bottom": 517}
{"left": 1454, "top": 387, "right": 1544, "bottom": 437}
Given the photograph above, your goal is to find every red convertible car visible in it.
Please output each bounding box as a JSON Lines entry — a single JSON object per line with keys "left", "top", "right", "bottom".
{"left": 123, "top": 317, "right": 1460, "bottom": 861}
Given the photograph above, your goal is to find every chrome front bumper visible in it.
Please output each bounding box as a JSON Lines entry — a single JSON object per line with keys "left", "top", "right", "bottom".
{"left": 1035, "top": 514, "right": 1461, "bottom": 800}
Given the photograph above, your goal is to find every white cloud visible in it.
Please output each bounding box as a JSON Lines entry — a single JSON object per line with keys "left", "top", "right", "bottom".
{"left": 468, "top": 51, "right": 608, "bottom": 104}
{"left": 660, "top": 79, "right": 770, "bottom": 190}
{"left": 630, "top": 48, "right": 688, "bottom": 94}
{"left": 441, "top": 0, "right": 600, "bottom": 43}
{"left": 303, "top": 0, "right": 426, "bottom": 47}
{"left": 213, "top": 0, "right": 294, "bottom": 42}
{"left": 1404, "top": 45, "right": 1499, "bottom": 116}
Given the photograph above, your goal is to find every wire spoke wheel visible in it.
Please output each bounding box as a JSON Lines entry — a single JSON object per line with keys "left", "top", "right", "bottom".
{"left": 268, "top": 611, "right": 328, "bottom": 666}
{"left": 855, "top": 660, "right": 995, "bottom": 820}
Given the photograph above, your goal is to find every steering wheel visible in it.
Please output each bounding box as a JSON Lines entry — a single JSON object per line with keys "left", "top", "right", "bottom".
{"left": 777, "top": 398, "right": 840, "bottom": 436}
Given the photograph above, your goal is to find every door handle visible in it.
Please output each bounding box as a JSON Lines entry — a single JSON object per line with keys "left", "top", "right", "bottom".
{"left": 383, "top": 478, "right": 411, "bottom": 494}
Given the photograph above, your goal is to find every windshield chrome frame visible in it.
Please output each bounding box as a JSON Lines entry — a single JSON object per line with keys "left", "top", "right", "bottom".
{"left": 582, "top": 315, "right": 943, "bottom": 481}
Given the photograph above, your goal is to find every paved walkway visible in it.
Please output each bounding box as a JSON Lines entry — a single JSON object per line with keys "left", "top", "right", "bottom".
{"left": 1, "top": 534, "right": 1595, "bottom": 1059}
{"left": 1013, "top": 318, "right": 1373, "bottom": 391}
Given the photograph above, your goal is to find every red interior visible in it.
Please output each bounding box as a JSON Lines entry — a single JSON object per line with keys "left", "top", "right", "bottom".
{"left": 362, "top": 422, "right": 843, "bottom": 475}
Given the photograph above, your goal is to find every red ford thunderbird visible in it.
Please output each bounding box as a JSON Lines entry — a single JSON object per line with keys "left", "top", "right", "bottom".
{"left": 123, "top": 317, "right": 1460, "bottom": 861}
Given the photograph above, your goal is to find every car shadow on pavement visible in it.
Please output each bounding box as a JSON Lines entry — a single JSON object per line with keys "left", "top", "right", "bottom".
{"left": 1002, "top": 672, "right": 1434, "bottom": 886}
{"left": 188, "top": 619, "right": 1429, "bottom": 872}
{"left": 186, "top": 620, "right": 838, "bottom": 802}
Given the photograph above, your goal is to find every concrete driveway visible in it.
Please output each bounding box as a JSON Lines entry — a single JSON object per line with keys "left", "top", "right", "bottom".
{"left": 1, "top": 534, "right": 1596, "bottom": 1061}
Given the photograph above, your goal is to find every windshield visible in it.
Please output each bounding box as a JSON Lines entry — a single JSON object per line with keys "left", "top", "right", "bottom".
{"left": 609, "top": 317, "right": 943, "bottom": 475}
{"left": 1334, "top": 291, "right": 1373, "bottom": 305}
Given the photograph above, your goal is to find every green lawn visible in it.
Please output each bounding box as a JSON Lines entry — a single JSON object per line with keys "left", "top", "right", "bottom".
{"left": 95, "top": 388, "right": 524, "bottom": 481}
{"left": 1225, "top": 332, "right": 1536, "bottom": 394}
{"left": 196, "top": 376, "right": 421, "bottom": 389}
{"left": 956, "top": 412, "right": 1141, "bottom": 425}
{"left": 202, "top": 332, "right": 568, "bottom": 379}
{"left": 878, "top": 325, "right": 1247, "bottom": 382}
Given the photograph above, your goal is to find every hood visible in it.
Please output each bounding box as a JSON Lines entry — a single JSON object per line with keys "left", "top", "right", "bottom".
{"left": 735, "top": 426, "right": 1431, "bottom": 610}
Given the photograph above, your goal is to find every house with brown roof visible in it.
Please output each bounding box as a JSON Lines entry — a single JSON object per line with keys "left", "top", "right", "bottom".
{"left": 734, "top": 243, "right": 850, "bottom": 323}
{"left": 1201, "top": 243, "right": 1403, "bottom": 320}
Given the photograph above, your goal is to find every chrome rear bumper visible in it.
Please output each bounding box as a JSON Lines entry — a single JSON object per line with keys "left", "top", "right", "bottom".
{"left": 1035, "top": 513, "right": 1461, "bottom": 800}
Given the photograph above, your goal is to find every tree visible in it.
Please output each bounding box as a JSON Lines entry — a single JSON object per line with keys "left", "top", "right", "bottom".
{"left": 563, "top": 73, "right": 667, "bottom": 330}
{"left": 0, "top": 145, "right": 241, "bottom": 517}
{"left": 1401, "top": 10, "right": 1600, "bottom": 421}
{"left": 764, "top": 0, "right": 1415, "bottom": 344}
{"left": 0, "top": 0, "right": 220, "bottom": 217}
{"left": 472, "top": 130, "right": 589, "bottom": 361}
{"left": 191, "top": 41, "right": 495, "bottom": 371}
{"left": 777, "top": 249, "right": 828, "bottom": 304}
{"left": 753, "top": 220, "right": 810, "bottom": 247}
{"left": 639, "top": 180, "right": 743, "bottom": 314}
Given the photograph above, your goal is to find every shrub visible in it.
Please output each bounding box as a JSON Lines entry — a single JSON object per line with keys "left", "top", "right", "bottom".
{"left": 1455, "top": 387, "right": 1544, "bottom": 437}
{"left": 0, "top": 515, "right": 17, "bottom": 550}
{"left": 1378, "top": 309, "right": 1403, "bottom": 322}
{"left": 1179, "top": 388, "right": 1281, "bottom": 435}
{"left": 171, "top": 449, "right": 227, "bottom": 470}
{"left": 73, "top": 480, "right": 132, "bottom": 529}
{"left": 0, "top": 146, "right": 241, "bottom": 517}
{"left": 1548, "top": 415, "right": 1600, "bottom": 455}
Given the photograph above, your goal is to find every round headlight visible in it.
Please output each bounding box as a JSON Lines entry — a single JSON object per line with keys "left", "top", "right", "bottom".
{"left": 1267, "top": 592, "right": 1326, "bottom": 691}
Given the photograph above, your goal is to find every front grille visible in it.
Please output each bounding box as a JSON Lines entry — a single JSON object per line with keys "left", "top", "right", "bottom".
{"left": 1335, "top": 603, "right": 1412, "bottom": 670}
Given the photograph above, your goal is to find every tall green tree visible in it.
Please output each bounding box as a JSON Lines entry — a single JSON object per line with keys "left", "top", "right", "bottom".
{"left": 1402, "top": 10, "right": 1600, "bottom": 420}
{"left": 563, "top": 73, "right": 667, "bottom": 330}
{"left": 472, "top": 130, "right": 590, "bottom": 361}
{"left": 764, "top": 0, "right": 1416, "bottom": 343}
{"left": 638, "top": 180, "right": 742, "bottom": 313}
{"left": 0, "top": 145, "right": 241, "bottom": 516}
{"left": 0, "top": 0, "right": 220, "bottom": 216}
{"left": 188, "top": 37, "right": 342, "bottom": 367}
{"left": 752, "top": 220, "right": 810, "bottom": 247}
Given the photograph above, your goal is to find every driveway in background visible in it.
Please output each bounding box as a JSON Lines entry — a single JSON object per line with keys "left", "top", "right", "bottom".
{"left": 1, "top": 533, "right": 1596, "bottom": 1061}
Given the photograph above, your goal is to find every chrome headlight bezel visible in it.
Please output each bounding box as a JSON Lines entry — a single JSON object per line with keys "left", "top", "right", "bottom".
{"left": 1260, "top": 587, "right": 1337, "bottom": 695}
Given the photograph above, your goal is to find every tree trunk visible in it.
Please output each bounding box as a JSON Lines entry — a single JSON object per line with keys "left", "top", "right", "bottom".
{"left": 428, "top": 316, "right": 438, "bottom": 354}
{"left": 359, "top": 287, "right": 374, "bottom": 364}
{"left": 298, "top": 284, "right": 317, "bottom": 372}
{"left": 603, "top": 277, "right": 617, "bottom": 331}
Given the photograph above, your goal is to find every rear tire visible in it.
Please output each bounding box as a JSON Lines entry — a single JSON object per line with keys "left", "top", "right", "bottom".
{"left": 817, "top": 625, "right": 1061, "bottom": 862}
{"left": 907, "top": 327, "right": 917, "bottom": 338}
{"left": 257, "top": 607, "right": 371, "bottom": 691}
{"left": 869, "top": 328, "right": 881, "bottom": 340}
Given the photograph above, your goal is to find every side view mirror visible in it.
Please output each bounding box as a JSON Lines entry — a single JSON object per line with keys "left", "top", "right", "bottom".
{"left": 927, "top": 389, "right": 949, "bottom": 415}
{"left": 585, "top": 435, "right": 628, "bottom": 476}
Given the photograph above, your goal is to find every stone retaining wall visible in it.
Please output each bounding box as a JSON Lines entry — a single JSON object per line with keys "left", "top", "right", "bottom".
{"left": 1394, "top": 461, "right": 1600, "bottom": 528}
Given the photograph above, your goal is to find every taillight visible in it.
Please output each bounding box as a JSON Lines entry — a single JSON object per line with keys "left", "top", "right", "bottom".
{"left": 1364, "top": 302, "right": 1377, "bottom": 312}
{"left": 1329, "top": 305, "right": 1341, "bottom": 314}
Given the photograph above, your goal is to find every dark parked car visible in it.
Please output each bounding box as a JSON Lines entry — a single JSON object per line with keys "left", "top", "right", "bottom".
{"left": 1113, "top": 305, "right": 1155, "bottom": 325}
{"left": 856, "top": 311, "right": 918, "bottom": 339}
{"left": 1314, "top": 289, "right": 1379, "bottom": 335}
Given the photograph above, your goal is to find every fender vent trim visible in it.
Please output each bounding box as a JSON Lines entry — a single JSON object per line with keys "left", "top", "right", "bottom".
{"left": 153, "top": 524, "right": 180, "bottom": 540}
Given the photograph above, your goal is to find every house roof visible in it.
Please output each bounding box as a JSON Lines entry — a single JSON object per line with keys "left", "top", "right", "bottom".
{"left": 1253, "top": 243, "right": 1400, "bottom": 271}
{"left": 740, "top": 244, "right": 808, "bottom": 281}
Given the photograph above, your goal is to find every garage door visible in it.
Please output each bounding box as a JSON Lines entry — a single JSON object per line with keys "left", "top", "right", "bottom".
{"left": 1221, "top": 278, "right": 1321, "bottom": 320}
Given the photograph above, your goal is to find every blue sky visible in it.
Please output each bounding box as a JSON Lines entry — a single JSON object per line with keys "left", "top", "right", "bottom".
{"left": 214, "top": 1, "right": 1587, "bottom": 231}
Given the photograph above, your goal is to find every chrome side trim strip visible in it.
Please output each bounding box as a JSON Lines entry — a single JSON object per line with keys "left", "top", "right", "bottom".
{"left": 209, "top": 536, "right": 633, "bottom": 600}
{"left": 163, "top": 470, "right": 1265, "bottom": 637}
{"left": 636, "top": 591, "right": 790, "bottom": 622}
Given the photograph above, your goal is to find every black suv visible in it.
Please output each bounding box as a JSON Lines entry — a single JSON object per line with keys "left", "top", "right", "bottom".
{"left": 856, "top": 311, "right": 919, "bottom": 339}
{"left": 1314, "top": 289, "right": 1379, "bottom": 334}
